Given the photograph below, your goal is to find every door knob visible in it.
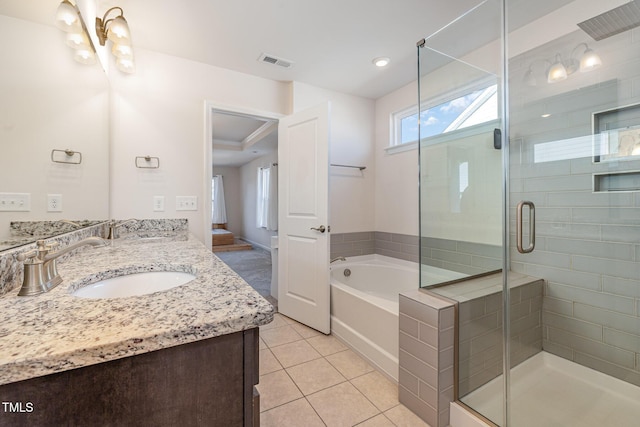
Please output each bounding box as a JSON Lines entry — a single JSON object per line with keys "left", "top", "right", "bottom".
{"left": 310, "top": 225, "right": 326, "bottom": 233}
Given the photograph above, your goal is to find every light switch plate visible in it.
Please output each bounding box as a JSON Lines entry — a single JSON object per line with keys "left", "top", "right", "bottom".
{"left": 153, "top": 196, "right": 165, "bottom": 212}
{"left": 176, "top": 196, "right": 197, "bottom": 211}
{"left": 0, "top": 193, "right": 31, "bottom": 212}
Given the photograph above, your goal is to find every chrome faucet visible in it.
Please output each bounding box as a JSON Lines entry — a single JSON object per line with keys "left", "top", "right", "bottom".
{"left": 330, "top": 257, "right": 346, "bottom": 264}
{"left": 107, "top": 219, "right": 137, "bottom": 240}
{"left": 16, "top": 237, "right": 106, "bottom": 296}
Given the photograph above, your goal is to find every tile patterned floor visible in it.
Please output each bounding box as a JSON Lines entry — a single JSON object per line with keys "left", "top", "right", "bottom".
{"left": 257, "top": 313, "right": 431, "bottom": 427}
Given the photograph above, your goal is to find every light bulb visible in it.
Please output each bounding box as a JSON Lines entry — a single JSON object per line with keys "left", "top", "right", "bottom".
{"left": 107, "top": 16, "right": 131, "bottom": 45}
{"left": 112, "top": 43, "right": 133, "bottom": 60}
{"left": 74, "top": 48, "right": 96, "bottom": 65}
{"left": 55, "top": 0, "right": 81, "bottom": 32}
{"left": 116, "top": 57, "right": 136, "bottom": 74}
{"left": 66, "top": 31, "right": 90, "bottom": 49}
{"left": 547, "top": 55, "right": 567, "bottom": 83}
{"left": 579, "top": 48, "right": 602, "bottom": 72}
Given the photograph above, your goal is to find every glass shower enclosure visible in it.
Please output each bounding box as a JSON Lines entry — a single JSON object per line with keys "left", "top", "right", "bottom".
{"left": 418, "top": 0, "right": 640, "bottom": 425}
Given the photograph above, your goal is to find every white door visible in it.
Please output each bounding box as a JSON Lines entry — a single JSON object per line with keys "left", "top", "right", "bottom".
{"left": 277, "top": 103, "right": 330, "bottom": 334}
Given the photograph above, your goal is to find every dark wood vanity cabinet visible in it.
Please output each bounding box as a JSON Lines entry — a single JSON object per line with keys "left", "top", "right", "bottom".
{"left": 0, "top": 328, "right": 260, "bottom": 427}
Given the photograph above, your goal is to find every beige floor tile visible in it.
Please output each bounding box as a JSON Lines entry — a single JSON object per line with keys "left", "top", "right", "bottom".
{"left": 306, "top": 334, "right": 347, "bottom": 356}
{"left": 270, "top": 339, "right": 322, "bottom": 368}
{"left": 351, "top": 370, "right": 399, "bottom": 412}
{"left": 260, "top": 398, "right": 325, "bottom": 427}
{"left": 307, "top": 381, "right": 380, "bottom": 427}
{"left": 356, "top": 414, "right": 396, "bottom": 426}
{"left": 260, "top": 325, "right": 303, "bottom": 348}
{"left": 260, "top": 348, "right": 283, "bottom": 375}
{"left": 384, "top": 404, "right": 431, "bottom": 426}
{"left": 291, "top": 321, "right": 323, "bottom": 338}
{"left": 326, "top": 349, "right": 375, "bottom": 379}
{"left": 258, "top": 336, "right": 267, "bottom": 350}
{"left": 286, "top": 357, "right": 347, "bottom": 395}
{"left": 260, "top": 313, "right": 290, "bottom": 331}
{"left": 256, "top": 370, "right": 303, "bottom": 412}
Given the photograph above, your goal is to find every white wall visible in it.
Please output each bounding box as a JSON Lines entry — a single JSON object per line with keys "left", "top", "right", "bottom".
{"left": 374, "top": 81, "right": 420, "bottom": 236}
{"left": 0, "top": 15, "right": 109, "bottom": 239}
{"left": 240, "top": 152, "right": 278, "bottom": 250}
{"left": 108, "top": 47, "right": 290, "bottom": 244}
{"left": 211, "top": 166, "right": 242, "bottom": 236}
{"left": 291, "top": 82, "right": 375, "bottom": 234}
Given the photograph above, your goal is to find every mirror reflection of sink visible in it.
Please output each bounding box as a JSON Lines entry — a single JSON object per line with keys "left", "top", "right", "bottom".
{"left": 72, "top": 271, "right": 196, "bottom": 299}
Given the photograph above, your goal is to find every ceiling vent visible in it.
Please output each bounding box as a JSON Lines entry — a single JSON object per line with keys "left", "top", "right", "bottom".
{"left": 578, "top": 0, "right": 640, "bottom": 40}
{"left": 258, "top": 53, "right": 294, "bottom": 68}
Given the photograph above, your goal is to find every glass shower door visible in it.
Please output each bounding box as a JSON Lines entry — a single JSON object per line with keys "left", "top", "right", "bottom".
{"left": 505, "top": 0, "right": 640, "bottom": 426}
{"left": 417, "top": 0, "right": 505, "bottom": 424}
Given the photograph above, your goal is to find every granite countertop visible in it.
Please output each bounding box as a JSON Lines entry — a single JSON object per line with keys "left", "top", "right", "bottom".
{"left": 0, "top": 232, "right": 274, "bottom": 385}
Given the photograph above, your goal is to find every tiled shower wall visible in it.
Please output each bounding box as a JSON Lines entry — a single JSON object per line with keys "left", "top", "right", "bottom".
{"left": 330, "top": 232, "right": 501, "bottom": 275}
{"left": 510, "top": 29, "right": 640, "bottom": 386}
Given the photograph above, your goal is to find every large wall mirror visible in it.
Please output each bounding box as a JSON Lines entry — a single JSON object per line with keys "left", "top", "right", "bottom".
{"left": 0, "top": 3, "right": 109, "bottom": 251}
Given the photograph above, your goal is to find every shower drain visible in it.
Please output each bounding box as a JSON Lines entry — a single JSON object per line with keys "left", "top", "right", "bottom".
{"left": 343, "top": 268, "right": 351, "bottom": 277}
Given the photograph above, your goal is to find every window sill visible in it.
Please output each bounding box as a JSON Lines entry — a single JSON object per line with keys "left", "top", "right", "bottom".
{"left": 385, "top": 140, "right": 418, "bottom": 155}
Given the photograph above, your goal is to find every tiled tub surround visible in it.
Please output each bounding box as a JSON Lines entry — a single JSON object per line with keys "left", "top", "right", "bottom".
{"left": 398, "top": 273, "right": 543, "bottom": 427}
{"left": 0, "top": 222, "right": 274, "bottom": 385}
{"left": 330, "top": 232, "right": 501, "bottom": 276}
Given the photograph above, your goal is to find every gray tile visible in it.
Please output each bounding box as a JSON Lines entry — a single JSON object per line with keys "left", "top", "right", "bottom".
{"left": 574, "top": 303, "right": 640, "bottom": 336}
{"left": 572, "top": 255, "right": 640, "bottom": 282}
{"left": 456, "top": 241, "right": 502, "bottom": 258}
{"left": 601, "top": 225, "right": 640, "bottom": 243}
{"left": 572, "top": 207, "right": 640, "bottom": 225}
{"left": 343, "top": 232, "right": 374, "bottom": 242}
{"left": 603, "top": 276, "right": 640, "bottom": 298}
{"left": 400, "top": 295, "right": 438, "bottom": 326}
{"left": 523, "top": 174, "right": 589, "bottom": 192}
{"left": 418, "top": 322, "right": 438, "bottom": 348}
{"left": 431, "top": 249, "right": 472, "bottom": 266}
{"left": 546, "top": 237, "right": 634, "bottom": 261}
{"left": 400, "top": 332, "right": 438, "bottom": 368}
{"left": 548, "top": 282, "right": 635, "bottom": 315}
{"left": 603, "top": 328, "right": 640, "bottom": 353}
{"left": 523, "top": 264, "right": 601, "bottom": 291}
{"left": 399, "top": 314, "right": 419, "bottom": 338}
{"left": 399, "top": 349, "right": 438, "bottom": 388}
{"left": 547, "top": 191, "right": 633, "bottom": 207}
{"left": 398, "top": 368, "right": 419, "bottom": 395}
{"left": 542, "top": 311, "right": 603, "bottom": 341}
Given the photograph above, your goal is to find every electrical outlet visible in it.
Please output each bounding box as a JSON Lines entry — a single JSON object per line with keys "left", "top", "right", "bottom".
{"left": 153, "top": 196, "right": 165, "bottom": 212}
{"left": 0, "top": 193, "right": 31, "bottom": 212}
{"left": 176, "top": 196, "right": 197, "bottom": 211}
{"left": 47, "top": 194, "right": 62, "bottom": 212}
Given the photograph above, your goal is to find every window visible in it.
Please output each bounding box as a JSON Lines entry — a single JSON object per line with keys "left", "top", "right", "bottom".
{"left": 256, "top": 167, "right": 270, "bottom": 228}
{"left": 256, "top": 166, "right": 278, "bottom": 230}
{"left": 392, "top": 84, "right": 498, "bottom": 150}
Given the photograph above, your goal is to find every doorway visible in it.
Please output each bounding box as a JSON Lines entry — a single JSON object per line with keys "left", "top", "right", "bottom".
{"left": 206, "top": 103, "right": 280, "bottom": 306}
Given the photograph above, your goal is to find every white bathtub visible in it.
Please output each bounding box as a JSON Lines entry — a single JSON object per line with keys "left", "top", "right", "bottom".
{"left": 330, "top": 254, "right": 466, "bottom": 381}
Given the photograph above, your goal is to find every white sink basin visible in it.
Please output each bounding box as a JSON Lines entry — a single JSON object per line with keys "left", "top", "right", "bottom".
{"left": 73, "top": 271, "right": 196, "bottom": 299}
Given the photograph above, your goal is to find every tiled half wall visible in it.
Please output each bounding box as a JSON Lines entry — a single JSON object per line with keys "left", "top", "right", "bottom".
{"left": 398, "top": 274, "right": 543, "bottom": 427}
{"left": 330, "top": 232, "right": 501, "bottom": 275}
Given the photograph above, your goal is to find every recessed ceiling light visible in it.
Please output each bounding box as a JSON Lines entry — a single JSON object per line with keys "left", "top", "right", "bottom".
{"left": 372, "top": 57, "right": 390, "bottom": 67}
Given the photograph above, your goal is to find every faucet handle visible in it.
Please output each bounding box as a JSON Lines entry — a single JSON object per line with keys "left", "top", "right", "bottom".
{"left": 17, "top": 249, "right": 38, "bottom": 262}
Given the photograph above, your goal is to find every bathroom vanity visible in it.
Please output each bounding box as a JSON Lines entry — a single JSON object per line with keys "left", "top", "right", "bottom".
{"left": 0, "top": 225, "right": 273, "bottom": 426}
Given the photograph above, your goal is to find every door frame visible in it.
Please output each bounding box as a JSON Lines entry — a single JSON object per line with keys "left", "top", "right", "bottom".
{"left": 203, "top": 101, "right": 283, "bottom": 244}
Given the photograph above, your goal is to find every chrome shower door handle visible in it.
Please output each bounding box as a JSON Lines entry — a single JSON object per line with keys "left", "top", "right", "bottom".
{"left": 516, "top": 201, "right": 536, "bottom": 254}
{"left": 310, "top": 225, "right": 326, "bottom": 233}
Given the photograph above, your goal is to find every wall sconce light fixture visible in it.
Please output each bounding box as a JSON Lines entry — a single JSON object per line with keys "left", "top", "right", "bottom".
{"left": 524, "top": 42, "right": 602, "bottom": 86}
{"left": 55, "top": 0, "right": 97, "bottom": 65}
{"left": 95, "top": 6, "right": 135, "bottom": 73}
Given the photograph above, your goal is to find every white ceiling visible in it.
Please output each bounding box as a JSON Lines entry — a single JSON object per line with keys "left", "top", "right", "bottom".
{"left": 0, "top": 0, "right": 578, "bottom": 166}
